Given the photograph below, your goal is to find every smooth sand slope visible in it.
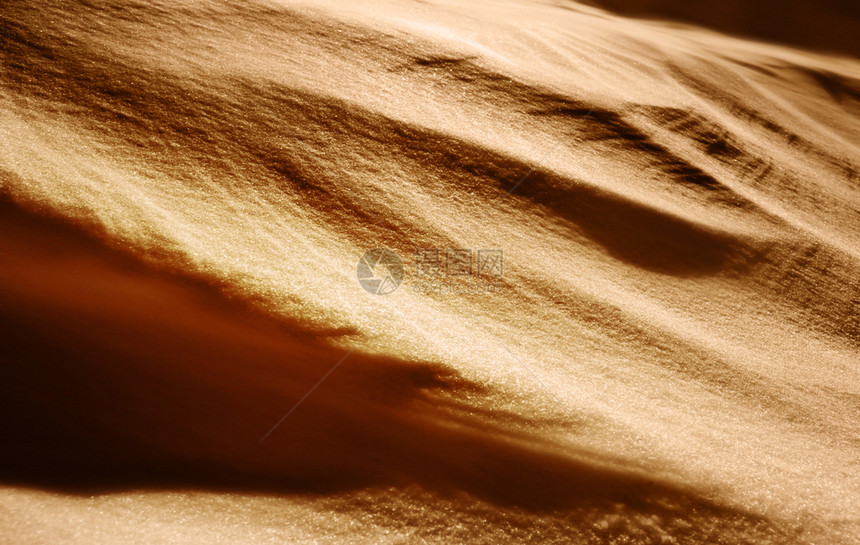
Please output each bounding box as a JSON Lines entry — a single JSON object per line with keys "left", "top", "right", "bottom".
{"left": 1, "top": 0, "right": 858, "bottom": 543}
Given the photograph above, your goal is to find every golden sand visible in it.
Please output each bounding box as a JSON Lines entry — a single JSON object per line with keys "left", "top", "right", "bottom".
{"left": 1, "top": 1, "right": 858, "bottom": 543}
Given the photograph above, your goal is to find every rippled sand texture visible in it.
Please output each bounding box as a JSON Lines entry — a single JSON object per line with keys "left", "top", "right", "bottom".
{"left": 1, "top": 1, "right": 859, "bottom": 543}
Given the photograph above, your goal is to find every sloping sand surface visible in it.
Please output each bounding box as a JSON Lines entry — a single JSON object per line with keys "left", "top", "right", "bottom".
{"left": 1, "top": 1, "right": 858, "bottom": 543}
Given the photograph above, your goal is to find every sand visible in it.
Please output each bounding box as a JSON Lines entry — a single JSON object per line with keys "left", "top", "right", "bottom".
{"left": 0, "top": 0, "right": 858, "bottom": 543}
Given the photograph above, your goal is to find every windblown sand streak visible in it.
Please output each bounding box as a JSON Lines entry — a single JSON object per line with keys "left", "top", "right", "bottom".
{"left": 0, "top": 0, "right": 858, "bottom": 543}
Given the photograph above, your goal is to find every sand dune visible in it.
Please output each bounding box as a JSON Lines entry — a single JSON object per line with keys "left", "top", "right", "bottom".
{"left": 1, "top": 0, "right": 858, "bottom": 543}
{"left": 589, "top": 0, "right": 860, "bottom": 57}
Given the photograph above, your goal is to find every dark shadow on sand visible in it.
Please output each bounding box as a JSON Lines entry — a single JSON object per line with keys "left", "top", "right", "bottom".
{"left": 0, "top": 199, "right": 764, "bottom": 527}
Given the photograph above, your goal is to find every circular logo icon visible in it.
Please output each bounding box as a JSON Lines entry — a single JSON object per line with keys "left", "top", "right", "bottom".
{"left": 357, "top": 248, "right": 403, "bottom": 295}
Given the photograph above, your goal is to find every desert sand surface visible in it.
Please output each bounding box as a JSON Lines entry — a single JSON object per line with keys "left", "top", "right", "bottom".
{"left": 0, "top": 1, "right": 858, "bottom": 543}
